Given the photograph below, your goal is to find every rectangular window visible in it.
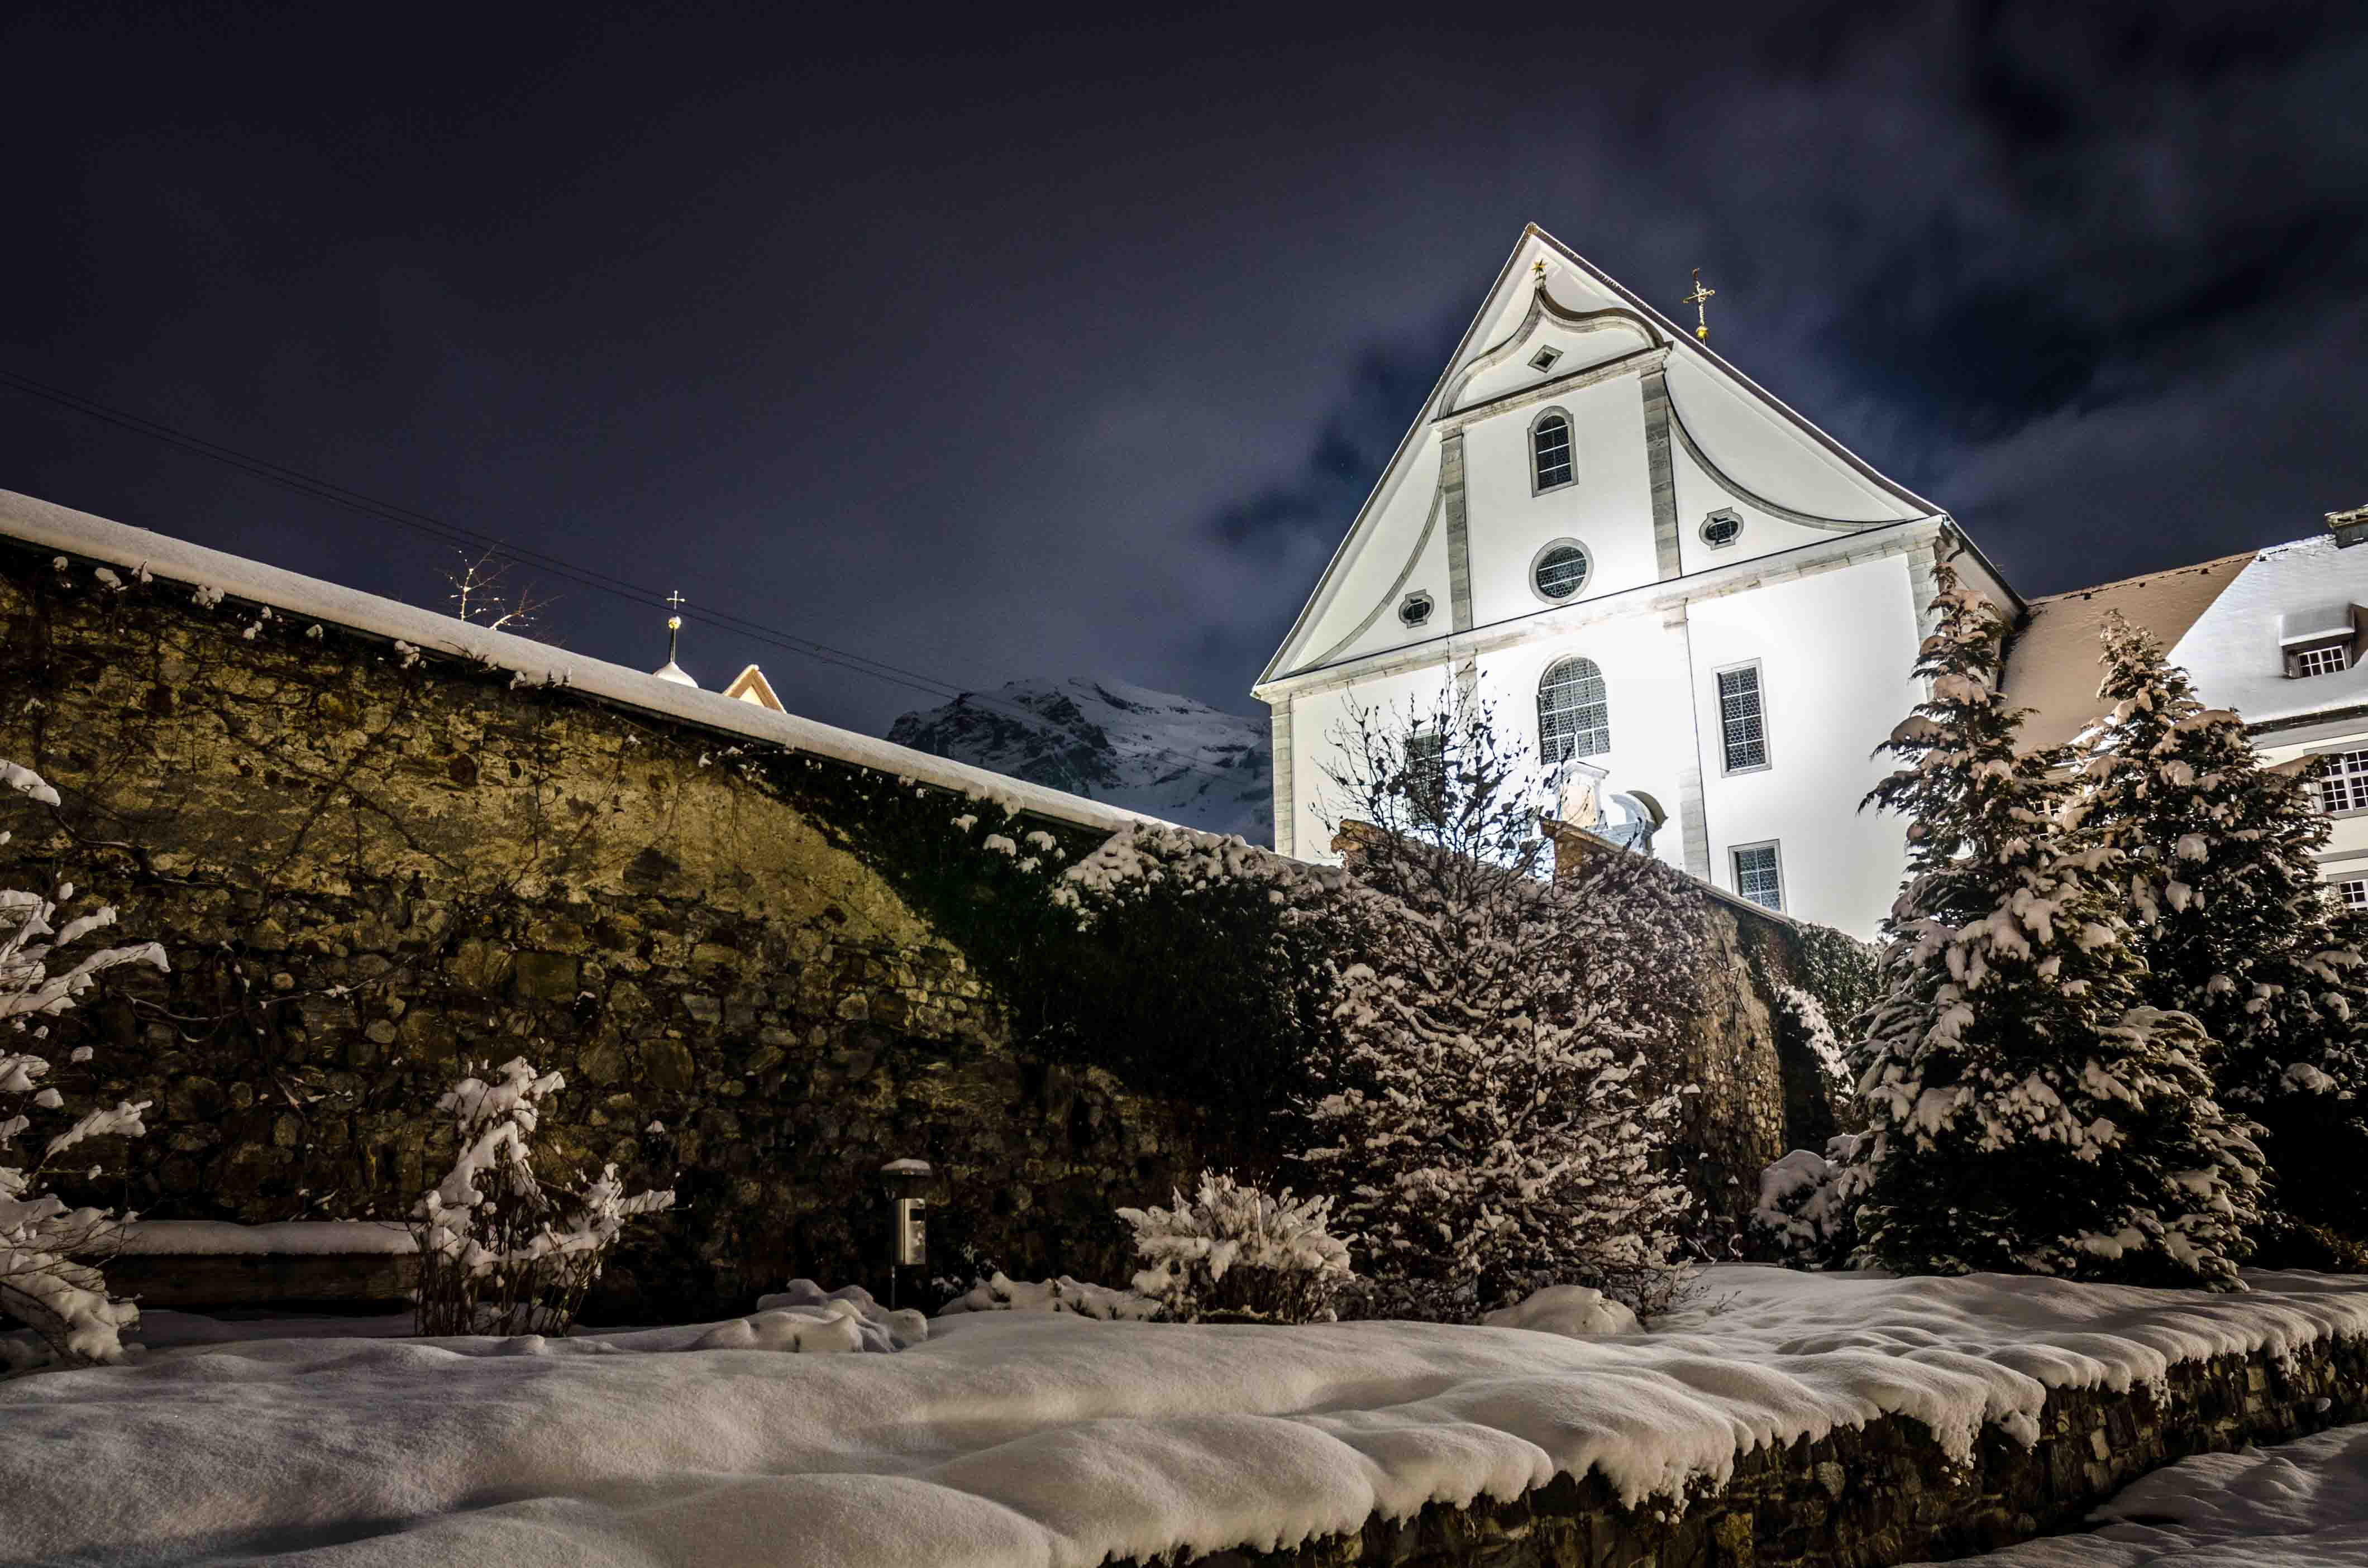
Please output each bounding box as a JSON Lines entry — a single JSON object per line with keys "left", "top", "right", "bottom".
{"left": 2318, "top": 750, "right": 2368, "bottom": 814}
{"left": 2337, "top": 877, "right": 2368, "bottom": 911}
{"left": 1731, "top": 842, "right": 1784, "bottom": 912}
{"left": 1717, "top": 663, "right": 1769, "bottom": 773}
{"left": 1403, "top": 730, "right": 1448, "bottom": 822}
{"left": 2297, "top": 643, "right": 2351, "bottom": 678}
{"left": 1532, "top": 420, "right": 1573, "bottom": 489}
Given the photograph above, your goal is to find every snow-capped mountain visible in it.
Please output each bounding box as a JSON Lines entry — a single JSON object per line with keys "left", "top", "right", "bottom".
{"left": 886, "top": 677, "right": 1273, "bottom": 841}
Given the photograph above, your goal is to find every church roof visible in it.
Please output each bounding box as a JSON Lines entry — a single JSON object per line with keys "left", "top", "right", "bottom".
{"left": 1999, "top": 550, "right": 2256, "bottom": 751}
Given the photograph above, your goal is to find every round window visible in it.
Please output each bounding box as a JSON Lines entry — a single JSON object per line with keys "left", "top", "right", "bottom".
{"left": 1398, "top": 591, "right": 1434, "bottom": 627}
{"left": 1533, "top": 543, "right": 1590, "bottom": 601}
{"left": 1701, "top": 511, "right": 1744, "bottom": 548}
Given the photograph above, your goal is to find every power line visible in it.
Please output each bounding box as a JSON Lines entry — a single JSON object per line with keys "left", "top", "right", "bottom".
{"left": 0, "top": 366, "right": 1258, "bottom": 792}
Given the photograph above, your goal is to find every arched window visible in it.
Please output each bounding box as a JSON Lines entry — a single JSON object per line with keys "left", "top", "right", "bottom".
{"left": 1539, "top": 656, "right": 1610, "bottom": 764}
{"left": 1531, "top": 412, "right": 1573, "bottom": 491}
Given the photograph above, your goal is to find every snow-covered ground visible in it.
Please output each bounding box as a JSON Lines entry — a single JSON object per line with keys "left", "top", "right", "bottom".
{"left": 1918, "top": 1423, "right": 2368, "bottom": 1566}
{"left": 888, "top": 676, "right": 1272, "bottom": 840}
{"left": 3, "top": 1265, "right": 2364, "bottom": 1568}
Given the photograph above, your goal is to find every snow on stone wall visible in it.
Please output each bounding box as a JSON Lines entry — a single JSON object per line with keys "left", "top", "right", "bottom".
{"left": 0, "top": 537, "right": 1204, "bottom": 1317}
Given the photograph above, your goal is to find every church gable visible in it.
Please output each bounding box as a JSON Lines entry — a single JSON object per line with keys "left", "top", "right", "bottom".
{"left": 1259, "top": 225, "right": 1943, "bottom": 690}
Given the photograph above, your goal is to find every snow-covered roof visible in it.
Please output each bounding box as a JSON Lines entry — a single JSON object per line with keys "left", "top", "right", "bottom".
{"left": 2001, "top": 550, "right": 2255, "bottom": 751}
{"left": 0, "top": 488, "right": 1165, "bottom": 837}
{"left": 652, "top": 659, "right": 699, "bottom": 688}
{"left": 722, "top": 663, "right": 785, "bottom": 711}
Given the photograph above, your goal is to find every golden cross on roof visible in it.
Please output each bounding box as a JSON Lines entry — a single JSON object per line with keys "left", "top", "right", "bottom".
{"left": 1682, "top": 268, "right": 1716, "bottom": 343}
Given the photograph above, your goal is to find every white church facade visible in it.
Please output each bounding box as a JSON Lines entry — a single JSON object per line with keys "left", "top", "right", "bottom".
{"left": 1258, "top": 224, "right": 2368, "bottom": 941}
{"left": 1255, "top": 226, "right": 2022, "bottom": 936}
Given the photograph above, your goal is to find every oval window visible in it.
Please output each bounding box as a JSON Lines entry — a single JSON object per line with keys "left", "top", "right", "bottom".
{"left": 1534, "top": 543, "right": 1589, "bottom": 600}
{"left": 1701, "top": 511, "right": 1744, "bottom": 548}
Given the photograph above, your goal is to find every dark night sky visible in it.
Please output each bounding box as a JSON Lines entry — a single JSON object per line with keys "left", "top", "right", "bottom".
{"left": 2, "top": 3, "right": 2362, "bottom": 734}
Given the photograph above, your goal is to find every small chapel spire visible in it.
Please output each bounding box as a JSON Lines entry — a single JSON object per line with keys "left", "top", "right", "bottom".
{"left": 1683, "top": 268, "right": 1716, "bottom": 343}
{"left": 653, "top": 589, "right": 699, "bottom": 688}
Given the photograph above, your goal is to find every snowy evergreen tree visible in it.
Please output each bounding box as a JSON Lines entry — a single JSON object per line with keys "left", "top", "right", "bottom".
{"left": 2076, "top": 611, "right": 2368, "bottom": 1244}
{"left": 1848, "top": 565, "right": 2265, "bottom": 1287}
{"left": 1302, "top": 691, "right": 1696, "bottom": 1319}
{"left": 0, "top": 761, "right": 167, "bottom": 1367}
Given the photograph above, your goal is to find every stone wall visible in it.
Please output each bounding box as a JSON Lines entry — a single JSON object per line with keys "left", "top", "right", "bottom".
{"left": 0, "top": 541, "right": 1201, "bottom": 1319}
{"left": 1161, "top": 1331, "right": 2368, "bottom": 1567}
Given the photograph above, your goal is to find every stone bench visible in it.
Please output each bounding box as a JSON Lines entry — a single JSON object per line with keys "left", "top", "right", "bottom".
{"left": 112, "top": 1221, "right": 418, "bottom": 1311}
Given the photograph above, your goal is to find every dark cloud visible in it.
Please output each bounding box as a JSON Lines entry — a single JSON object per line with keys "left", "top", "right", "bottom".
{"left": 0, "top": 1, "right": 2360, "bottom": 737}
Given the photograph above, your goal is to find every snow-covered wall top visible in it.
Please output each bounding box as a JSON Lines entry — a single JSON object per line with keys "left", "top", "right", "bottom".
{"left": 0, "top": 489, "right": 1162, "bottom": 837}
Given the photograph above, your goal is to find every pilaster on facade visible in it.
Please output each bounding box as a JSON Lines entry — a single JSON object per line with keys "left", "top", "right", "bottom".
{"left": 1268, "top": 696, "right": 1296, "bottom": 857}
{"left": 1441, "top": 431, "right": 1473, "bottom": 633}
{"left": 1665, "top": 604, "right": 1713, "bottom": 880}
{"left": 1641, "top": 366, "right": 1682, "bottom": 582}
{"left": 1906, "top": 534, "right": 1944, "bottom": 642}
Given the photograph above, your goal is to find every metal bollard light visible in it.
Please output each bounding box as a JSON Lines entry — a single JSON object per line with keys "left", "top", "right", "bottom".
{"left": 879, "top": 1158, "right": 932, "bottom": 1307}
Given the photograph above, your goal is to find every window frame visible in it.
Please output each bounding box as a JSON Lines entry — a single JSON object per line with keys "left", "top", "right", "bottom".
{"left": 2334, "top": 875, "right": 2368, "bottom": 912}
{"left": 1529, "top": 538, "right": 1592, "bottom": 606}
{"left": 1538, "top": 654, "right": 1611, "bottom": 766}
{"left": 1699, "top": 508, "right": 1745, "bottom": 550}
{"left": 1713, "top": 658, "right": 1773, "bottom": 776}
{"left": 1402, "top": 726, "right": 1449, "bottom": 825}
{"left": 2314, "top": 748, "right": 2368, "bottom": 817}
{"left": 2291, "top": 640, "right": 2352, "bottom": 679}
{"left": 1730, "top": 839, "right": 1786, "bottom": 913}
{"left": 1529, "top": 406, "right": 1576, "bottom": 495}
{"left": 1397, "top": 590, "right": 1434, "bottom": 628}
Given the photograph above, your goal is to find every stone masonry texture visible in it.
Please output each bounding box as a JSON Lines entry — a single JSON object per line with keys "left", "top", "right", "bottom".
{"left": 0, "top": 544, "right": 1197, "bottom": 1320}
{"left": 1161, "top": 1332, "right": 2368, "bottom": 1568}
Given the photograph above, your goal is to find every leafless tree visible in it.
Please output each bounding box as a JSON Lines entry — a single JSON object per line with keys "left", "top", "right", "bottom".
{"left": 443, "top": 549, "right": 556, "bottom": 635}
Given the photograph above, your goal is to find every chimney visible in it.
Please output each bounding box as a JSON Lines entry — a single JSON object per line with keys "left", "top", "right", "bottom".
{"left": 2328, "top": 503, "right": 2368, "bottom": 549}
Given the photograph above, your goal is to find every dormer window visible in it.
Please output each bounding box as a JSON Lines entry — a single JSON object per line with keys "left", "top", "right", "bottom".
{"left": 2281, "top": 606, "right": 2364, "bottom": 678}
{"left": 2297, "top": 643, "right": 2351, "bottom": 678}
{"left": 1529, "top": 347, "right": 1562, "bottom": 373}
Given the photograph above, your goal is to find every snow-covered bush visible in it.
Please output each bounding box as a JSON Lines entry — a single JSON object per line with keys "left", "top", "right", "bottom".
{"left": 2075, "top": 611, "right": 2368, "bottom": 1247}
{"left": 694, "top": 1282, "right": 928, "bottom": 1353}
{"left": 1053, "top": 824, "right": 1350, "bottom": 1117}
{"left": 749, "top": 1279, "right": 928, "bottom": 1350}
{"left": 0, "top": 761, "right": 168, "bottom": 1368}
{"left": 1847, "top": 565, "right": 2265, "bottom": 1287}
{"left": 1305, "top": 693, "right": 1697, "bottom": 1320}
{"left": 1119, "top": 1171, "right": 1353, "bottom": 1324}
{"left": 1774, "top": 984, "right": 1852, "bottom": 1094}
{"left": 933, "top": 1270, "right": 1159, "bottom": 1321}
{"left": 1749, "top": 1134, "right": 1869, "bottom": 1269}
{"left": 1479, "top": 1283, "right": 1640, "bottom": 1337}
{"left": 411, "top": 1058, "right": 674, "bottom": 1337}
